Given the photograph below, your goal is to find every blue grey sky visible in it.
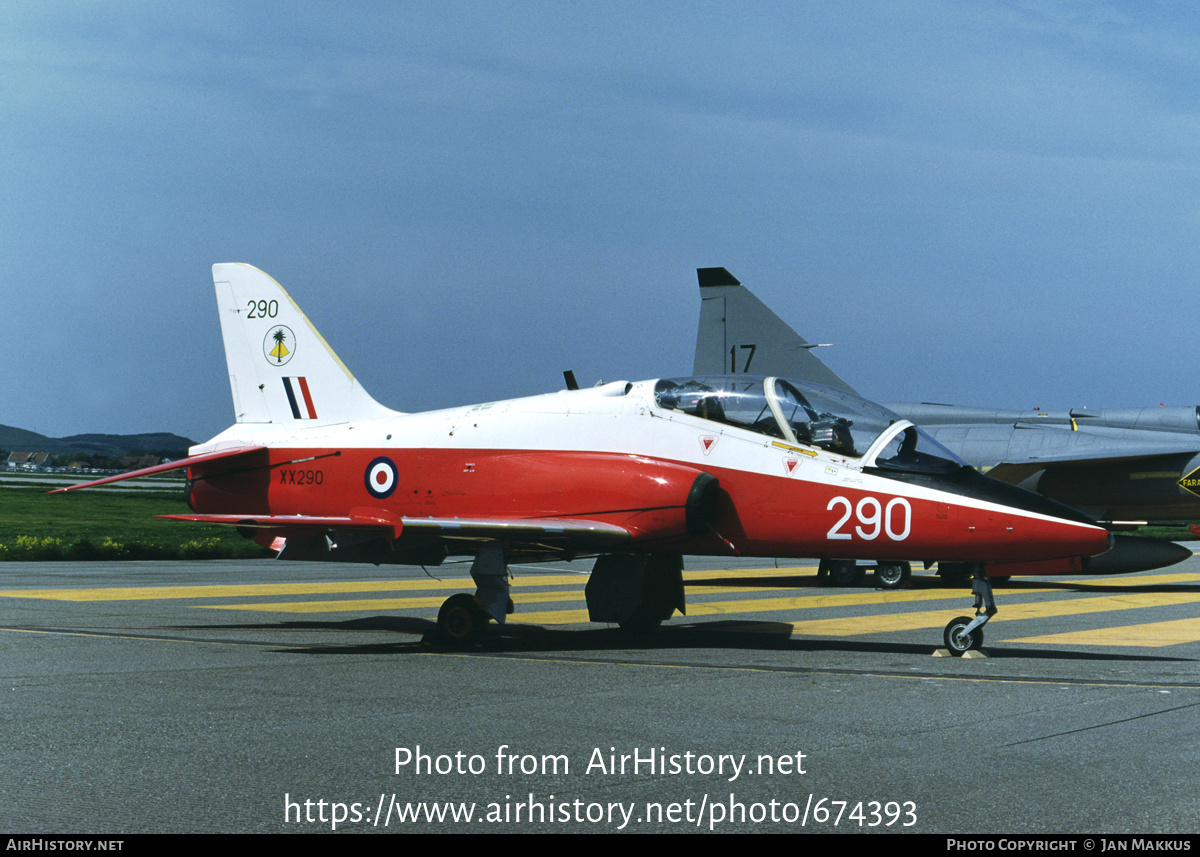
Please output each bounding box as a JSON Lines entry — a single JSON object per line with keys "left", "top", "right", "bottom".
{"left": 3, "top": 2, "right": 1198, "bottom": 443}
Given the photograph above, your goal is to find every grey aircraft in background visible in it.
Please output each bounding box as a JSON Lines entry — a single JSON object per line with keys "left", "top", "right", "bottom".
{"left": 693, "top": 266, "right": 1194, "bottom": 584}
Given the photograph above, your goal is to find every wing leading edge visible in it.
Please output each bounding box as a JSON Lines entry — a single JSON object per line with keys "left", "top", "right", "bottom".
{"left": 162, "top": 512, "right": 633, "bottom": 544}
{"left": 164, "top": 511, "right": 636, "bottom": 565}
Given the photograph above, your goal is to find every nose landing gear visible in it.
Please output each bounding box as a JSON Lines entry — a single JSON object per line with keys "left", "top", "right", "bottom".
{"left": 943, "top": 615, "right": 984, "bottom": 654}
{"left": 941, "top": 564, "right": 997, "bottom": 656}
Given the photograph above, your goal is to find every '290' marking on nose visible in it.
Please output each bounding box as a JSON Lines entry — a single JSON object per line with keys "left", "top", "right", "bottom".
{"left": 827, "top": 496, "right": 911, "bottom": 541}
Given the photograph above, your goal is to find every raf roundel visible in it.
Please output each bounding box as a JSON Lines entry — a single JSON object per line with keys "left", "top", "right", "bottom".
{"left": 365, "top": 457, "right": 398, "bottom": 499}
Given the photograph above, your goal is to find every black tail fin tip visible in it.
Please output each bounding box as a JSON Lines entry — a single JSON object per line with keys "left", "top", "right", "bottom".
{"left": 697, "top": 268, "right": 741, "bottom": 288}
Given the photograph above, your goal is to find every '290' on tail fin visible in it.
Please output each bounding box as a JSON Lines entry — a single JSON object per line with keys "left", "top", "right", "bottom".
{"left": 211, "top": 263, "right": 395, "bottom": 425}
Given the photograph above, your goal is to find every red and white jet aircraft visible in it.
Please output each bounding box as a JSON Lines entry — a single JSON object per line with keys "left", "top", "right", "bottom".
{"left": 58, "top": 264, "right": 1114, "bottom": 654}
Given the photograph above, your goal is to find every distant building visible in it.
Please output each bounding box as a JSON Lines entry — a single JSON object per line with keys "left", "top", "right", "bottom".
{"left": 6, "top": 451, "right": 54, "bottom": 470}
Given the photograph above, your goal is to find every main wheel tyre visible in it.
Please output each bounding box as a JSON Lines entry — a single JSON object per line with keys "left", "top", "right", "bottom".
{"left": 943, "top": 615, "right": 983, "bottom": 655}
{"left": 437, "top": 593, "right": 487, "bottom": 647}
{"left": 875, "top": 562, "right": 911, "bottom": 590}
{"left": 826, "top": 560, "right": 864, "bottom": 587}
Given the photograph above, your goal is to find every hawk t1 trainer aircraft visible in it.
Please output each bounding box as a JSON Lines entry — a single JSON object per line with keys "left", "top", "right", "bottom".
{"left": 694, "top": 266, "right": 1193, "bottom": 584}
{"left": 56, "top": 263, "right": 1117, "bottom": 654}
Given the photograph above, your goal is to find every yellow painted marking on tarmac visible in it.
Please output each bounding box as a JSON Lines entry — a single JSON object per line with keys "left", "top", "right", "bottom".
{"left": 11, "top": 566, "right": 1200, "bottom": 640}
{"left": 686, "top": 589, "right": 961, "bottom": 606}
{"left": 791, "top": 611, "right": 962, "bottom": 636}
{"left": 201, "top": 596, "right": 451, "bottom": 613}
{"left": 682, "top": 566, "right": 819, "bottom": 579}
{"left": 126, "top": 573, "right": 1113, "bottom": 619}
{"left": 513, "top": 608, "right": 594, "bottom": 624}
{"left": 1068, "top": 573, "right": 1200, "bottom": 587}
{"left": 0, "top": 575, "right": 587, "bottom": 602}
{"left": 494, "top": 594, "right": 958, "bottom": 628}
{"left": 1008, "top": 618, "right": 1200, "bottom": 648}
{"left": 434, "top": 588, "right": 1200, "bottom": 631}
{"left": 0, "top": 581, "right": 454, "bottom": 601}
{"left": 789, "top": 592, "right": 1200, "bottom": 637}
{"left": 200, "top": 590, "right": 590, "bottom": 613}
{"left": 201, "top": 586, "right": 969, "bottom": 616}
{"left": 0, "top": 566, "right": 817, "bottom": 602}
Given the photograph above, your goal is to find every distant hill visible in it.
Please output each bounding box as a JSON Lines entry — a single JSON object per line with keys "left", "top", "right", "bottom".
{"left": 0, "top": 424, "right": 196, "bottom": 458}
{"left": 0, "top": 424, "right": 63, "bottom": 453}
{"left": 59, "top": 432, "right": 198, "bottom": 458}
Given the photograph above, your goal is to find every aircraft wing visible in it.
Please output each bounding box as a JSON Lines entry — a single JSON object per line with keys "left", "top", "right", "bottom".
{"left": 162, "top": 512, "right": 633, "bottom": 544}
{"left": 163, "top": 511, "right": 635, "bottom": 563}
{"left": 918, "top": 421, "right": 1200, "bottom": 470}
{"left": 981, "top": 444, "right": 1200, "bottom": 491}
{"left": 982, "top": 457, "right": 1161, "bottom": 487}
{"left": 49, "top": 446, "right": 268, "bottom": 493}
{"left": 997, "top": 439, "right": 1200, "bottom": 466}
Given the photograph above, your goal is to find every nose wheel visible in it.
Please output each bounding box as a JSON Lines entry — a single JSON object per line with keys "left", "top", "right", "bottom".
{"left": 943, "top": 615, "right": 984, "bottom": 654}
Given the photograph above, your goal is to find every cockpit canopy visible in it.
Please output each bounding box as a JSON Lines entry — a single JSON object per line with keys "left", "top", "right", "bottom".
{"left": 654, "top": 376, "right": 966, "bottom": 475}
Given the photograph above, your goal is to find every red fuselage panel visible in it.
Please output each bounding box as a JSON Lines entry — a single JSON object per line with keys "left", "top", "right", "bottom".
{"left": 186, "top": 446, "right": 1109, "bottom": 563}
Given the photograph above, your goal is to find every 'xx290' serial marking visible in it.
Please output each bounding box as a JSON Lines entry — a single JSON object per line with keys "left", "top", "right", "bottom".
{"left": 280, "top": 469, "right": 323, "bottom": 486}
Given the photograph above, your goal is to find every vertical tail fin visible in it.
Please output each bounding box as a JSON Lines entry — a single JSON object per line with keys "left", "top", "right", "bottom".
{"left": 693, "top": 267, "right": 858, "bottom": 393}
{"left": 212, "top": 263, "right": 395, "bottom": 425}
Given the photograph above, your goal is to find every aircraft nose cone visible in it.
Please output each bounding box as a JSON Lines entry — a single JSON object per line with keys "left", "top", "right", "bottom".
{"left": 993, "top": 480, "right": 1102, "bottom": 531}
{"left": 1086, "top": 533, "right": 1192, "bottom": 575}
{"left": 939, "top": 467, "right": 1112, "bottom": 559}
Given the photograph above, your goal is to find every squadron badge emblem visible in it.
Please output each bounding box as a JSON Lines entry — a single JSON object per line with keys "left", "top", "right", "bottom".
{"left": 264, "top": 325, "right": 295, "bottom": 365}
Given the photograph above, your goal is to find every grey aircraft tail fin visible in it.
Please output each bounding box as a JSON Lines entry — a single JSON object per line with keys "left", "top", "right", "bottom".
{"left": 693, "top": 267, "right": 858, "bottom": 393}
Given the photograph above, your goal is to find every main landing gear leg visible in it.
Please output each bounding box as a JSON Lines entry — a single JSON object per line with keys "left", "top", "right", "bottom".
{"left": 942, "top": 563, "right": 997, "bottom": 656}
{"left": 436, "top": 542, "right": 511, "bottom": 647}
{"left": 817, "top": 559, "right": 864, "bottom": 587}
{"left": 585, "top": 553, "right": 685, "bottom": 630}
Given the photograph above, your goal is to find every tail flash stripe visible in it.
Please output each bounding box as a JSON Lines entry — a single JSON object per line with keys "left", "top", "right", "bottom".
{"left": 296, "top": 376, "right": 318, "bottom": 419}
{"left": 282, "top": 377, "right": 318, "bottom": 420}
{"left": 283, "top": 378, "right": 301, "bottom": 419}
